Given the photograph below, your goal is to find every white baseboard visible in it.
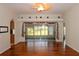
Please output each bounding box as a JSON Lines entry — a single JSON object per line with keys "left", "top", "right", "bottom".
{"left": 0, "top": 46, "right": 10, "bottom": 54}
{"left": 0, "top": 41, "right": 22, "bottom": 54}
{"left": 67, "top": 43, "right": 79, "bottom": 53}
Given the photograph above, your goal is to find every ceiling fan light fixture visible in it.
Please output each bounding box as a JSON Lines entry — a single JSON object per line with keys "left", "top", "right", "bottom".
{"left": 33, "top": 3, "right": 50, "bottom": 12}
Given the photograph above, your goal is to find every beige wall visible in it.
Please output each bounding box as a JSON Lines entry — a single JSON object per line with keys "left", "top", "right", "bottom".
{"left": 0, "top": 4, "right": 15, "bottom": 54}
{"left": 64, "top": 4, "right": 79, "bottom": 52}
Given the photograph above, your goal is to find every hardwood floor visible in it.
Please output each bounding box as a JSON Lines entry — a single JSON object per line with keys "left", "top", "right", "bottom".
{"left": 0, "top": 39, "right": 79, "bottom": 56}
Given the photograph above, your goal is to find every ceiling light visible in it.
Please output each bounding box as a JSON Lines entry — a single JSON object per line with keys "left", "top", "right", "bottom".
{"left": 33, "top": 3, "right": 50, "bottom": 12}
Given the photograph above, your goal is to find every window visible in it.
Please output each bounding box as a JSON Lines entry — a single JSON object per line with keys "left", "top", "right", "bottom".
{"left": 27, "top": 25, "right": 48, "bottom": 36}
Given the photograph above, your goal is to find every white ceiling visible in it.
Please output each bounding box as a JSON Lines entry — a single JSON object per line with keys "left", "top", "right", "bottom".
{"left": 5, "top": 3, "right": 76, "bottom": 14}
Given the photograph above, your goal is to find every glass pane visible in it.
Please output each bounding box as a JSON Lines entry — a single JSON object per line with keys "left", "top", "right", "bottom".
{"left": 27, "top": 27, "right": 33, "bottom": 35}
{"left": 34, "top": 26, "right": 40, "bottom": 36}
{"left": 49, "top": 26, "right": 54, "bottom": 36}
{"left": 41, "top": 25, "right": 48, "bottom": 35}
{"left": 44, "top": 26, "right": 48, "bottom": 35}
{"left": 37, "top": 27, "right": 40, "bottom": 35}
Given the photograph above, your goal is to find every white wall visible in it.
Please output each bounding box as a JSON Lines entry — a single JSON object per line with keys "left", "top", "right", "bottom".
{"left": 15, "top": 20, "right": 25, "bottom": 44}
{"left": 57, "top": 22, "right": 63, "bottom": 42}
{"left": 0, "top": 4, "right": 15, "bottom": 54}
{"left": 15, "top": 14, "right": 63, "bottom": 42}
{"left": 64, "top": 4, "right": 79, "bottom": 52}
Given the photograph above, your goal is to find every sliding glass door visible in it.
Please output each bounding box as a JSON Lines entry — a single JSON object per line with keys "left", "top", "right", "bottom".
{"left": 25, "top": 24, "right": 55, "bottom": 39}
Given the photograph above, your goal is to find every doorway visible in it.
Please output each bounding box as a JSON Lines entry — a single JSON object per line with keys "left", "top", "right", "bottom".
{"left": 10, "top": 20, "right": 15, "bottom": 47}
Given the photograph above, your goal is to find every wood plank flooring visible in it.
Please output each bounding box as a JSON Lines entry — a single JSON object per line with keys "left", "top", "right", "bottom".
{"left": 0, "top": 39, "right": 79, "bottom": 56}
